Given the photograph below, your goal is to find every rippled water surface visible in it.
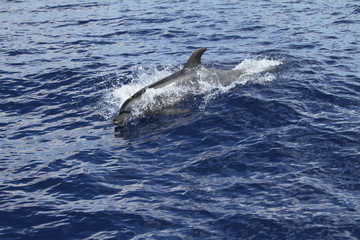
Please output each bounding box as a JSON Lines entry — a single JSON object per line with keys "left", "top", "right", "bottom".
{"left": 1, "top": 1, "right": 360, "bottom": 239}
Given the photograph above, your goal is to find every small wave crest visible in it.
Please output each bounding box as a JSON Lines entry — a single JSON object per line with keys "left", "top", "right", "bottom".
{"left": 100, "top": 58, "right": 282, "bottom": 121}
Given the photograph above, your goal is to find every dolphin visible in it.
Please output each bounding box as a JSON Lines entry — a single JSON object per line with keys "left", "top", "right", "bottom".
{"left": 113, "top": 47, "right": 278, "bottom": 125}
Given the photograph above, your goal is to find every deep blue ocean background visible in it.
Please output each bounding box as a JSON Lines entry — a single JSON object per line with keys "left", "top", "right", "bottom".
{"left": 1, "top": 1, "right": 360, "bottom": 239}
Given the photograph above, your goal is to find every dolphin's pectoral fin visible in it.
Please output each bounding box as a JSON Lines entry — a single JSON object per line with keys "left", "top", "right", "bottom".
{"left": 158, "top": 108, "right": 191, "bottom": 116}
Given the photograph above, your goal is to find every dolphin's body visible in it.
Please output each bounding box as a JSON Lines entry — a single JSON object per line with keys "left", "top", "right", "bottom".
{"left": 113, "top": 47, "right": 276, "bottom": 125}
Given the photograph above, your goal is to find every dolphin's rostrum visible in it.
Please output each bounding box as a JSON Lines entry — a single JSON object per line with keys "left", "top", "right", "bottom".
{"left": 113, "top": 47, "right": 279, "bottom": 125}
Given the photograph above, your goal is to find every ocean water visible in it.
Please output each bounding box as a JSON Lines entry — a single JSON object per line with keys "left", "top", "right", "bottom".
{"left": 1, "top": 1, "right": 360, "bottom": 239}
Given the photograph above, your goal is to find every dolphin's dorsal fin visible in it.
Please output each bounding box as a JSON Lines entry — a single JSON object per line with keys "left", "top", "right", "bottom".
{"left": 183, "top": 47, "right": 207, "bottom": 70}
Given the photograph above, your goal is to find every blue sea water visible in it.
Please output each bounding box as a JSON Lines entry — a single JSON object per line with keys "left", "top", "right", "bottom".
{"left": 1, "top": 0, "right": 360, "bottom": 239}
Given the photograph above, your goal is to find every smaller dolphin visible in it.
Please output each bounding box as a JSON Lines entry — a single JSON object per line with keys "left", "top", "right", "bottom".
{"left": 113, "top": 47, "right": 279, "bottom": 125}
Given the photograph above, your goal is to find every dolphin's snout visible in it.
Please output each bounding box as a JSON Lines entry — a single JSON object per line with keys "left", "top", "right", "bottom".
{"left": 113, "top": 112, "right": 131, "bottom": 125}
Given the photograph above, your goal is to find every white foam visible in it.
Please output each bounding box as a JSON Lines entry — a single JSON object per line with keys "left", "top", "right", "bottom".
{"left": 234, "top": 58, "right": 282, "bottom": 74}
{"left": 233, "top": 58, "right": 282, "bottom": 85}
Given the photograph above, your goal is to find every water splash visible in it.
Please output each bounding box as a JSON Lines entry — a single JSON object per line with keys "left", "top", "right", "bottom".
{"left": 233, "top": 58, "right": 282, "bottom": 84}
{"left": 99, "top": 65, "right": 177, "bottom": 120}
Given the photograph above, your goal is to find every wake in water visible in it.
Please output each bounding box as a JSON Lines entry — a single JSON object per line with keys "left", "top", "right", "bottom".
{"left": 101, "top": 57, "right": 282, "bottom": 123}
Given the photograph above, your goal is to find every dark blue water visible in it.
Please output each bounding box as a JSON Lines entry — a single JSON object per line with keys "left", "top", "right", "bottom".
{"left": 1, "top": 1, "right": 360, "bottom": 239}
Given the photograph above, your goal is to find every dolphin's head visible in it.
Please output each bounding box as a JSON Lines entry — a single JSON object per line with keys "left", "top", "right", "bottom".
{"left": 113, "top": 111, "right": 131, "bottom": 125}
{"left": 113, "top": 96, "right": 136, "bottom": 125}
{"left": 113, "top": 86, "right": 149, "bottom": 125}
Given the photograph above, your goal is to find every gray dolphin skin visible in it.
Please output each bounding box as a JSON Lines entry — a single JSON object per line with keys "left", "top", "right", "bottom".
{"left": 113, "top": 47, "right": 276, "bottom": 125}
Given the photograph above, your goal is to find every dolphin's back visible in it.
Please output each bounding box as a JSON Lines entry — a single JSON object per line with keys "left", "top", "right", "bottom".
{"left": 147, "top": 70, "right": 184, "bottom": 89}
{"left": 142, "top": 48, "right": 208, "bottom": 90}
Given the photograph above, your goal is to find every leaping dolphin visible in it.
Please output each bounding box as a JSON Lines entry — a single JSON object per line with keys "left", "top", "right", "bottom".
{"left": 113, "top": 47, "right": 279, "bottom": 125}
